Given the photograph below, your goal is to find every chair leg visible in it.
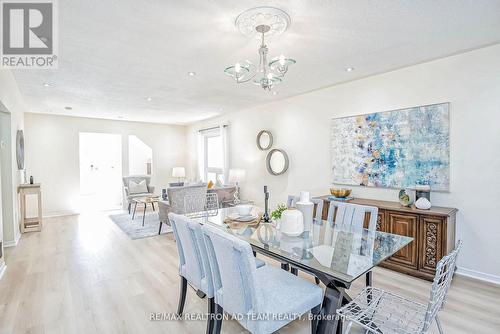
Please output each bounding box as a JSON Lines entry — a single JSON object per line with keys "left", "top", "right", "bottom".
{"left": 213, "top": 304, "right": 223, "bottom": 334}
{"left": 344, "top": 321, "right": 353, "bottom": 334}
{"left": 311, "top": 304, "right": 321, "bottom": 334}
{"left": 365, "top": 271, "right": 373, "bottom": 287}
{"left": 291, "top": 267, "right": 298, "bottom": 276}
{"left": 158, "top": 221, "right": 162, "bottom": 235}
{"left": 128, "top": 202, "right": 131, "bottom": 214}
{"left": 152, "top": 202, "right": 155, "bottom": 211}
{"left": 206, "top": 297, "right": 215, "bottom": 334}
{"left": 177, "top": 276, "right": 187, "bottom": 316}
{"left": 436, "top": 315, "right": 444, "bottom": 334}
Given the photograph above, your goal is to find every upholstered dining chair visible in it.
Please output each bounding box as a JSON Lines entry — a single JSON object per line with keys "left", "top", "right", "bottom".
{"left": 168, "top": 213, "right": 266, "bottom": 334}
{"left": 201, "top": 222, "right": 323, "bottom": 334}
{"left": 327, "top": 201, "right": 378, "bottom": 287}
{"left": 122, "top": 175, "right": 155, "bottom": 213}
{"left": 337, "top": 241, "right": 462, "bottom": 334}
{"left": 285, "top": 195, "right": 324, "bottom": 283}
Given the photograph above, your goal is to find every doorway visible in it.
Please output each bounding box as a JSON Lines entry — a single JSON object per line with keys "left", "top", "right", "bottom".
{"left": 79, "top": 132, "right": 122, "bottom": 212}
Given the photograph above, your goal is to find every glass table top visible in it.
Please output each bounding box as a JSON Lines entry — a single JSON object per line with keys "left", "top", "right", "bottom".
{"left": 195, "top": 207, "right": 413, "bottom": 284}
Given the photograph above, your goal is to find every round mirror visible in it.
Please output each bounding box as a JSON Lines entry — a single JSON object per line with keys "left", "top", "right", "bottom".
{"left": 266, "top": 149, "right": 289, "bottom": 175}
{"left": 256, "top": 130, "right": 273, "bottom": 150}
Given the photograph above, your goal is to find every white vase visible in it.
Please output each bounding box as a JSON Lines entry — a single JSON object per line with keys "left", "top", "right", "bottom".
{"left": 279, "top": 208, "right": 304, "bottom": 236}
{"left": 296, "top": 191, "right": 314, "bottom": 233}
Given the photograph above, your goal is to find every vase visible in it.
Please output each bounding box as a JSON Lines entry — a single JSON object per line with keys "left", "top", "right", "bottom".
{"left": 279, "top": 208, "right": 304, "bottom": 236}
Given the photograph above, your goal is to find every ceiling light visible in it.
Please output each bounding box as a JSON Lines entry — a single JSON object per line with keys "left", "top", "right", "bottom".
{"left": 346, "top": 67, "right": 355, "bottom": 72}
{"left": 187, "top": 71, "right": 196, "bottom": 76}
{"left": 146, "top": 97, "right": 153, "bottom": 102}
{"left": 224, "top": 7, "right": 295, "bottom": 92}
{"left": 43, "top": 82, "right": 51, "bottom": 87}
{"left": 64, "top": 106, "right": 72, "bottom": 110}
{"left": 118, "top": 116, "right": 124, "bottom": 119}
{"left": 272, "top": 91, "right": 278, "bottom": 96}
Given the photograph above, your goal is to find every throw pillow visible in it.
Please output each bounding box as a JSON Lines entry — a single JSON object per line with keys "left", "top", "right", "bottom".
{"left": 129, "top": 180, "right": 148, "bottom": 194}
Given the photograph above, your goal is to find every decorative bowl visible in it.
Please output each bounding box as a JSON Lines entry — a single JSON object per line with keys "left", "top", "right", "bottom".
{"left": 330, "top": 188, "right": 352, "bottom": 198}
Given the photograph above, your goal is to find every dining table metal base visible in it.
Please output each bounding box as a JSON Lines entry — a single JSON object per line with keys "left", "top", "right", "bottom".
{"left": 316, "top": 282, "right": 352, "bottom": 334}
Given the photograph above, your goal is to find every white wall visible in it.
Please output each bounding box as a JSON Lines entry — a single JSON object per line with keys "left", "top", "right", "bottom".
{"left": 0, "top": 70, "right": 27, "bottom": 248}
{"left": 187, "top": 44, "right": 500, "bottom": 283}
{"left": 24, "top": 113, "right": 187, "bottom": 215}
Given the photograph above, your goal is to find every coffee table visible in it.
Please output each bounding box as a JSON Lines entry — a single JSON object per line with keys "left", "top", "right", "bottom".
{"left": 131, "top": 195, "right": 160, "bottom": 226}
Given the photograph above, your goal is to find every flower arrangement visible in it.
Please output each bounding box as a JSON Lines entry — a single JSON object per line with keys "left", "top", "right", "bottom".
{"left": 271, "top": 203, "right": 287, "bottom": 221}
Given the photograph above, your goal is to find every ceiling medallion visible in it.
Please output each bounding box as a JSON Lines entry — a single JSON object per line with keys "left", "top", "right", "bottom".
{"left": 224, "top": 7, "right": 295, "bottom": 92}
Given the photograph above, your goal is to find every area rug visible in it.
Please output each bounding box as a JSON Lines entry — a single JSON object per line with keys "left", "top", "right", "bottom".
{"left": 109, "top": 212, "right": 172, "bottom": 240}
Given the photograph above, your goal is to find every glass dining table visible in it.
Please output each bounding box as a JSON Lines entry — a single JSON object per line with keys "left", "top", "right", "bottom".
{"left": 193, "top": 207, "right": 413, "bottom": 334}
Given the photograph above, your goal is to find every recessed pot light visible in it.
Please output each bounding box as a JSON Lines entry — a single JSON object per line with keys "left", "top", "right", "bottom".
{"left": 118, "top": 116, "right": 124, "bottom": 119}
{"left": 43, "top": 82, "right": 51, "bottom": 87}
{"left": 146, "top": 97, "right": 153, "bottom": 102}
{"left": 64, "top": 106, "right": 73, "bottom": 110}
{"left": 272, "top": 91, "right": 278, "bottom": 95}
{"left": 346, "top": 67, "right": 354, "bottom": 72}
{"left": 187, "top": 71, "right": 196, "bottom": 76}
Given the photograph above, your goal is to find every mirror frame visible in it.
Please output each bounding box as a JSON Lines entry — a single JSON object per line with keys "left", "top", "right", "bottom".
{"left": 266, "top": 148, "right": 289, "bottom": 176}
{"left": 256, "top": 130, "right": 273, "bottom": 151}
{"left": 16, "top": 130, "right": 25, "bottom": 170}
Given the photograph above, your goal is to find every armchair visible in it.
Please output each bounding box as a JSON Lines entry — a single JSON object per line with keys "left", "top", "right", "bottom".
{"left": 122, "top": 175, "right": 155, "bottom": 213}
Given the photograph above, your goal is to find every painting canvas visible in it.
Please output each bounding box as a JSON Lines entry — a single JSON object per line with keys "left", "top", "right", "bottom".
{"left": 331, "top": 103, "right": 450, "bottom": 191}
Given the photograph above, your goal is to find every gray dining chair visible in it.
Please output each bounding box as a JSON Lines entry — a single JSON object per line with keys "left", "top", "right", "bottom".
{"left": 337, "top": 241, "right": 462, "bottom": 334}
{"left": 286, "top": 195, "right": 324, "bottom": 283}
{"left": 201, "top": 222, "right": 323, "bottom": 334}
{"left": 327, "top": 201, "right": 378, "bottom": 287}
{"left": 168, "top": 213, "right": 266, "bottom": 334}
{"left": 168, "top": 213, "right": 215, "bottom": 334}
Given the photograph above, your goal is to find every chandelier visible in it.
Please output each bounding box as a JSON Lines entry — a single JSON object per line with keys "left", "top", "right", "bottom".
{"left": 224, "top": 7, "right": 296, "bottom": 91}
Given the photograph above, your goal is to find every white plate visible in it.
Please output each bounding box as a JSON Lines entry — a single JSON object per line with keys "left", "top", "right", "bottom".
{"left": 228, "top": 213, "right": 258, "bottom": 222}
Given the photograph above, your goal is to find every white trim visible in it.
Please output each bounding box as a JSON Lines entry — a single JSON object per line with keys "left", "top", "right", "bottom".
{"left": 456, "top": 266, "right": 500, "bottom": 286}
{"left": 43, "top": 210, "right": 80, "bottom": 218}
{"left": 0, "top": 262, "right": 6, "bottom": 280}
{"left": 3, "top": 232, "right": 20, "bottom": 247}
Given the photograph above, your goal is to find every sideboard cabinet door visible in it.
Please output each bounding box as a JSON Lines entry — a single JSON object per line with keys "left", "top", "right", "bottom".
{"left": 387, "top": 211, "right": 419, "bottom": 269}
{"left": 418, "top": 216, "right": 445, "bottom": 274}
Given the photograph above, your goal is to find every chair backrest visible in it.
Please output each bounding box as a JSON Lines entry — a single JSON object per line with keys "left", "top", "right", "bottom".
{"left": 201, "top": 223, "right": 261, "bottom": 317}
{"left": 287, "top": 195, "right": 324, "bottom": 222}
{"left": 327, "top": 201, "right": 378, "bottom": 232}
{"left": 122, "top": 175, "right": 151, "bottom": 188}
{"left": 167, "top": 184, "right": 207, "bottom": 214}
{"left": 184, "top": 192, "right": 219, "bottom": 218}
{"left": 168, "top": 213, "right": 213, "bottom": 297}
{"left": 421, "top": 241, "right": 462, "bottom": 332}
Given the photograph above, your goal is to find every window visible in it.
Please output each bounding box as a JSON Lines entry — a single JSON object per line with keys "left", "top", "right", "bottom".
{"left": 199, "top": 126, "right": 227, "bottom": 184}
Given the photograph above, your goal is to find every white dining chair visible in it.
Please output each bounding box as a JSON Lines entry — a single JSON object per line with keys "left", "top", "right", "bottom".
{"left": 327, "top": 201, "right": 378, "bottom": 287}
{"left": 337, "top": 241, "right": 462, "bottom": 334}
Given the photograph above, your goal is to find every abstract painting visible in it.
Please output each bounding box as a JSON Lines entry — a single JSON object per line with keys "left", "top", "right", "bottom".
{"left": 331, "top": 103, "right": 450, "bottom": 191}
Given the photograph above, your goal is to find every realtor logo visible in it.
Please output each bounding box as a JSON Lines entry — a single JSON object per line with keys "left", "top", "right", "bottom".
{"left": 1, "top": 0, "right": 58, "bottom": 68}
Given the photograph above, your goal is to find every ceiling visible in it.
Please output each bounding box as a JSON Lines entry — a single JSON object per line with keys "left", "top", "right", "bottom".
{"left": 11, "top": 0, "right": 500, "bottom": 124}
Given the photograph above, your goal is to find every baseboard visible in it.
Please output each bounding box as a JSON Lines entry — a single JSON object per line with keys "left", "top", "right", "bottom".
{"left": 43, "top": 210, "right": 80, "bottom": 218}
{"left": 3, "top": 233, "right": 21, "bottom": 248}
{"left": 0, "top": 262, "right": 6, "bottom": 280}
{"left": 456, "top": 266, "right": 500, "bottom": 285}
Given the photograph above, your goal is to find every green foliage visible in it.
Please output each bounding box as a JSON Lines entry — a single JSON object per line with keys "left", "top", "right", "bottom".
{"left": 271, "top": 203, "right": 287, "bottom": 221}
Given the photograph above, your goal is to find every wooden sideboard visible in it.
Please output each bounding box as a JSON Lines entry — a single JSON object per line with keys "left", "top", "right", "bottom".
{"left": 319, "top": 196, "right": 457, "bottom": 281}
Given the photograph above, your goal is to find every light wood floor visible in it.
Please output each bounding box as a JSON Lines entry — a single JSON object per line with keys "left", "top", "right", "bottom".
{"left": 1, "top": 212, "right": 499, "bottom": 334}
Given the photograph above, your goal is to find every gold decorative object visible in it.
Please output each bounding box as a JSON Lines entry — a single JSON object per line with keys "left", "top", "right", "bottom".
{"left": 330, "top": 188, "right": 352, "bottom": 198}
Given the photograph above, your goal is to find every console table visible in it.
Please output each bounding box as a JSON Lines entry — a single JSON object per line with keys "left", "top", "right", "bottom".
{"left": 320, "top": 196, "right": 457, "bottom": 281}
{"left": 18, "top": 183, "right": 43, "bottom": 233}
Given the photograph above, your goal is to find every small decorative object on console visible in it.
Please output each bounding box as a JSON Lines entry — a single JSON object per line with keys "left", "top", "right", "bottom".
{"left": 330, "top": 187, "right": 352, "bottom": 198}
{"left": 415, "top": 197, "right": 432, "bottom": 210}
{"left": 415, "top": 185, "right": 431, "bottom": 201}
{"left": 398, "top": 188, "right": 415, "bottom": 207}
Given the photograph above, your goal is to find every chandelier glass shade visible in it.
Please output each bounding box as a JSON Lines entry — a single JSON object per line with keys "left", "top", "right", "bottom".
{"left": 224, "top": 7, "right": 295, "bottom": 91}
